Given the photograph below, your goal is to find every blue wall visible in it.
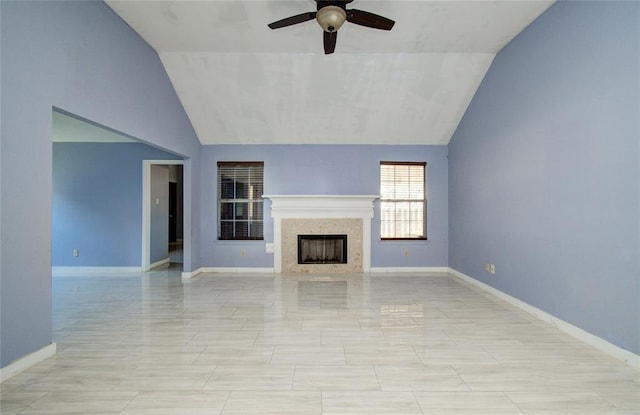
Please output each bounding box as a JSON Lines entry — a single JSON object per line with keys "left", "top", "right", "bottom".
{"left": 52, "top": 143, "right": 180, "bottom": 267}
{"left": 201, "top": 145, "right": 448, "bottom": 269}
{"left": 449, "top": 1, "right": 639, "bottom": 354}
{"left": 1, "top": 1, "right": 201, "bottom": 368}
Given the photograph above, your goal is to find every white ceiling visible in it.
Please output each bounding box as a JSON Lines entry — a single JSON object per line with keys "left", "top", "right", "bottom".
{"left": 106, "top": 0, "right": 553, "bottom": 145}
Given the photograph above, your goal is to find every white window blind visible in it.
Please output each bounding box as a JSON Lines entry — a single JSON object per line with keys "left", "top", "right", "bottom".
{"left": 217, "top": 162, "right": 264, "bottom": 240}
{"left": 380, "top": 162, "right": 426, "bottom": 239}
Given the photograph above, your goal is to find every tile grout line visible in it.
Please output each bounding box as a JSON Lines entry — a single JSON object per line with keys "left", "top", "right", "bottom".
{"left": 411, "top": 391, "right": 427, "bottom": 415}
{"left": 502, "top": 391, "right": 527, "bottom": 415}
{"left": 371, "top": 364, "right": 383, "bottom": 391}
{"left": 218, "top": 390, "right": 232, "bottom": 415}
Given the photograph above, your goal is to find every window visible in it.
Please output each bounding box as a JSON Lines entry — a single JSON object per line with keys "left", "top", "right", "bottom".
{"left": 217, "top": 162, "right": 264, "bottom": 240}
{"left": 380, "top": 162, "right": 426, "bottom": 239}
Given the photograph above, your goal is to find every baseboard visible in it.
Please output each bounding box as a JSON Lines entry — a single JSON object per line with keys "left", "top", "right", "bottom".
{"left": 182, "top": 267, "right": 274, "bottom": 279}
{"left": 181, "top": 267, "right": 202, "bottom": 280}
{"left": 369, "top": 267, "right": 450, "bottom": 274}
{"left": 200, "top": 267, "right": 275, "bottom": 274}
{"left": 52, "top": 266, "right": 141, "bottom": 277}
{"left": 1, "top": 343, "right": 57, "bottom": 382}
{"left": 186, "top": 267, "right": 448, "bottom": 277}
{"left": 447, "top": 267, "right": 640, "bottom": 369}
{"left": 149, "top": 257, "right": 170, "bottom": 269}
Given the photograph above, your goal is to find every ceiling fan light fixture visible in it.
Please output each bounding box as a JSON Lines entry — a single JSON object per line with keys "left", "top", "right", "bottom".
{"left": 316, "top": 6, "right": 346, "bottom": 32}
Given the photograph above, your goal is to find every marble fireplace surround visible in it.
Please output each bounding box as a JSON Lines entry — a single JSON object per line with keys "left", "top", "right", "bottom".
{"left": 264, "top": 195, "right": 378, "bottom": 273}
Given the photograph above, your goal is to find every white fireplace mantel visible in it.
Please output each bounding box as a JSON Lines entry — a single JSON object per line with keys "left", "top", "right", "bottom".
{"left": 263, "top": 195, "right": 379, "bottom": 273}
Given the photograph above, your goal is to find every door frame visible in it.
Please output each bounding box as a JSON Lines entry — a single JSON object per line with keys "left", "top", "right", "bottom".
{"left": 142, "top": 159, "right": 184, "bottom": 271}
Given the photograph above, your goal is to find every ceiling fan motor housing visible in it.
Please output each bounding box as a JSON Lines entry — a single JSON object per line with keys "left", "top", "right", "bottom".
{"left": 316, "top": 6, "right": 346, "bottom": 32}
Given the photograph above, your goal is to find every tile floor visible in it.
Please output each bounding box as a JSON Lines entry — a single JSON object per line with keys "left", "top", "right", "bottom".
{"left": 1, "top": 271, "right": 638, "bottom": 414}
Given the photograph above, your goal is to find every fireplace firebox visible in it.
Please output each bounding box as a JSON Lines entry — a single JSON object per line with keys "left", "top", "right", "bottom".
{"left": 297, "top": 234, "right": 347, "bottom": 265}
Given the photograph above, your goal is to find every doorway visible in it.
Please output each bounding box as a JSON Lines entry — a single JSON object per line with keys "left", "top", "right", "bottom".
{"left": 168, "top": 165, "right": 184, "bottom": 269}
{"left": 52, "top": 109, "right": 185, "bottom": 275}
{"left": 142, "top": 160, "right": 184, "bottom": 272}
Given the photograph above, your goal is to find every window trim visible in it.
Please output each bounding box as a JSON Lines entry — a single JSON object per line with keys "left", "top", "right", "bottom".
{"left": 380, "top": 161, "right": 427, "bottom": 241}
{"left": 217, "top": 161, "right": 264, "bottom": 241}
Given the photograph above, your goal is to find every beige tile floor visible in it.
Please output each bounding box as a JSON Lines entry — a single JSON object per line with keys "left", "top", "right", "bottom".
{"left": 1, "top": 271, "right": 638, "bottom": 414}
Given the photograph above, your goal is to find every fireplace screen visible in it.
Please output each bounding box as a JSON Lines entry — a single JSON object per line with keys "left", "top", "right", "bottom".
{"left": 298, "top": 234, "right": 347, "bottom": 264}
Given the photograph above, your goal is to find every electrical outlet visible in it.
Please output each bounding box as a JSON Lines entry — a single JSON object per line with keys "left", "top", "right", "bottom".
{"left": 73, "top": 249, "right": 79, "bottom": 257}
{"left": 241, "top": 249, "right": 246, "bottom": 257}
{"left": 404, "top": 249, "right": 409, "bottom": 257}
{"left": 484, "top": 263, "right": 490, "bottom": 272}
{"left": 489, "top": 264, "right": 496, "bottom": 274}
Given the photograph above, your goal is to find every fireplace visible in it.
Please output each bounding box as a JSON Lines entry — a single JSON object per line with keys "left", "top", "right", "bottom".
{"left": 298, "top": 234, "right": 347, "bottom": 265}
{"left": 263, "top": 195, "right": 378, "bottom": 273}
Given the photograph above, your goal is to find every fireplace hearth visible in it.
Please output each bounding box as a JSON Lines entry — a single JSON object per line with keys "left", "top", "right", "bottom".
{"left": 298, "top": 234, "right": 347, "bottom": 265}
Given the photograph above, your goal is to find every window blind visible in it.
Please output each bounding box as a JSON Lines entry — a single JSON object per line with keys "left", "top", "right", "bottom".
{"left": 380, "top": 162, "right": 426, "bottom": 239}
{"left": 217, "top": 162, "right": 264, "bottom": 240}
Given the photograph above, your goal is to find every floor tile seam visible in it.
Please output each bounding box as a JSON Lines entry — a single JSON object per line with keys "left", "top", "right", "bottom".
{"left": 440, "top": 328, "right": 458, "bottom": 346}
{"left": 239, "top": 317, "right": 253, "bottom": 330}
{"left": 500, "top": 391, "right": 527, "bottom": 414}
{"left": 192, "top": 343, "right": 211, "bottom": 366}
{"left": 449, "top": 365, "right": 473, "bottom": 392}
{"left": 502, "top": 389, "right": 618, "bottom": 414}
{"left": 479, "top": 348, "right": 503, "bottom": 365}
{"left": 410, "top": 391, "right": 427, "bottom": 414}
{"left": 410, "top": 344, "right": 424, "bottom": 367}
{"left": 322, "top": 390, "right": 426, "bottom": 414}
{"left": 411, "top": 345, "right": 427, "bottom": 365}
{"left": 16, "top": 390, "right": 55, "bottom": 414}
{"left": 217, "top": 390, "right": 232, "bottom": 415}
{"left": 112, "top": 390, "right": 146, "bottom": 414}
{"left": 201, "top": 365, "right": 219, "bottom": 390}
{"left": 371, "top": 365, "right": 383, "bottom": 391}
{"left": 266, "top": 344, "right": 276, "bottom": 364}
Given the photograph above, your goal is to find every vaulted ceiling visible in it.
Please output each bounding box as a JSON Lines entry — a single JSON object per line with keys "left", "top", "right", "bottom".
{"left": 106, "top": 0, "right": 554, "bottom": 145}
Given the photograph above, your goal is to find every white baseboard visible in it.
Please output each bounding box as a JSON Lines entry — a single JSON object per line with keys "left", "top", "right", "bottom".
{"left": 1, "top": 343, "right": 57, "bottom": 382}
{"left": 149, "top": 257, "right": 170, "bottom": 269}
{"left": 52, "top": 266, "right": 141, "bottom": 277}
{"left": 370, "top": 267, "right": 450, "bottom": 274}
{"left": 200, "top": 267, "right": 275, "bottom": 274}
{"left": 182, "top": 267, "right": 274, "bottom": 279}
{"left": 181, "top": 267, "right": 202, "bottom": 280}
{"left": 447, "top": 267, "right": 640, "bottom": 369}
{"left": 187, "top": 267, "right": 447, "bottom": 278}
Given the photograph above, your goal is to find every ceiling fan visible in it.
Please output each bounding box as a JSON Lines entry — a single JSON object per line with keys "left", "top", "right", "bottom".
{"left": 267, "top": 0, "right": 395, "bottom": 54}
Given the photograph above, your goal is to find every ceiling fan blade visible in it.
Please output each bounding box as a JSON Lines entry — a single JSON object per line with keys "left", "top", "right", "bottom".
{"left": 346, "top": 9, "right": 395, "bottom": 30}
{"left": 268, "top": 12, "right": 316, "bottom": 29}
{"left": 324, "top": 31, "right": 337, "bottom": 54}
